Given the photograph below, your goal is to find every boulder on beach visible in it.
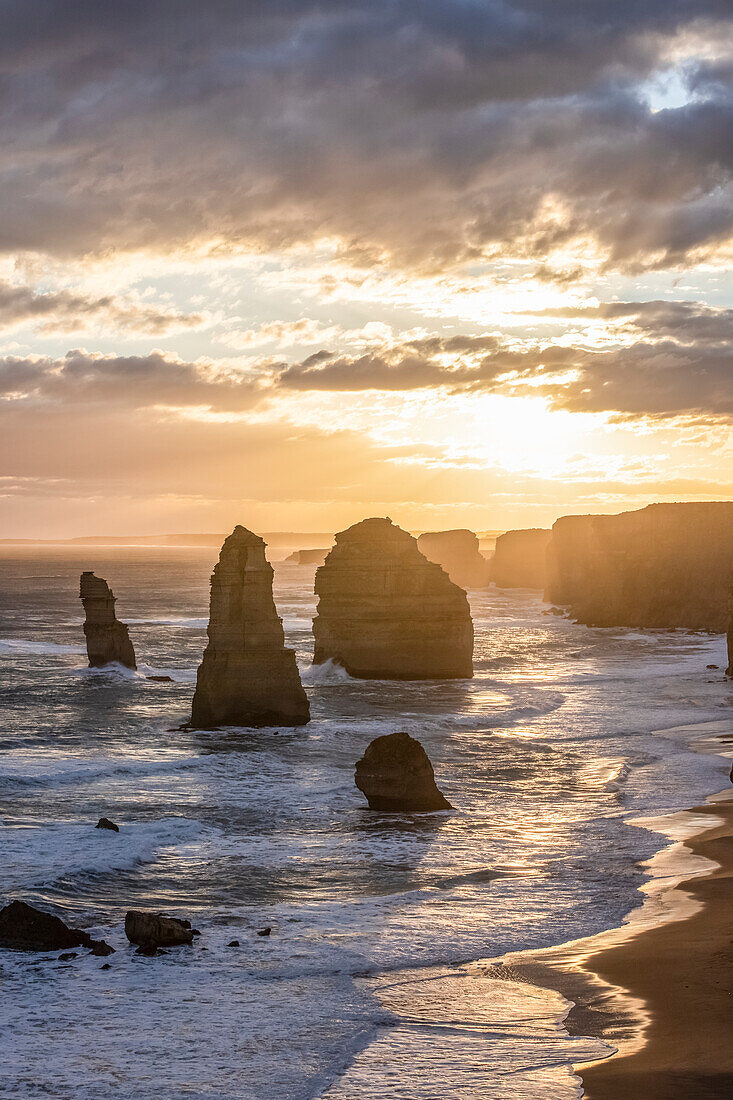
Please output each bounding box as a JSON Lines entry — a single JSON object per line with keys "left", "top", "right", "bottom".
{"left": 124, "top": 910, "right": 195, "bottom": 948}
{"left": 79, "top": 571, "right": 137, "bottom": 669}
{"left": 190, "top": 525, "right": 310, "bottom": 728}
{"left": 416, "top": 529, "right": 491, "bottom": 589}
{"left": 490, "top": 528, "right": 552, "bottom": 589}
{"left": 0, "top": 899, "right": 113, "bottom": 954}
{"left": 354, "top": 731, "right": 452, "bottom": 811}
{"left": 313, "top": 518, "right": 473, "bottom": 680}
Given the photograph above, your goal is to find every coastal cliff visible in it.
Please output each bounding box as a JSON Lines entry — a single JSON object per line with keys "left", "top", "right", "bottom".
{"left": 416, "top": 529, "right": 491, "bottom": 589}
{"left": 313, "top": 517, "right": 473, "bottom": 679}
{"left": 79, "top": 572, "right": 136, "bottom": 669}
{"left": 545, "top": 502, "right": 733, "bottom": 631}
{"left": 490, "top": 528, "right": 551, "bottom": 589}
{"left": 190, "top": 526, "right": 310, "bottom": 728}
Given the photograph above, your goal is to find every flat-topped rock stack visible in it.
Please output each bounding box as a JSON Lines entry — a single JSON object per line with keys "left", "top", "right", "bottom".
{"left": 313, "top": 517, "right": 473, "bottom": 679}
{"left": 79, "top": 571, "right": 136, "bottom": 669}
{"left": 490, "top": 528, "right": 552, "bottom": 589}
{"left": 417, "top": 529, "right": 491, "bottom": 589}
{"left": 545, "top": 502, "right": 733, "bottom": 631}
{"left": 190, "top": 526, "right": 310, "bottom": 728}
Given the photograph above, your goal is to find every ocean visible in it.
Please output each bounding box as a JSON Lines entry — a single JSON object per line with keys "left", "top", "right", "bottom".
{"left": 1, "top": 546, "right": 731, "bottom": 1099}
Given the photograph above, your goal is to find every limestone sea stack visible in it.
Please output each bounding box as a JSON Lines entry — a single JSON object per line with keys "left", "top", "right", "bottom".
{"left": 79, "top": 572, "right": 136, "bottom": 669}
{"left": 285, "top": 548, "right": 330, "bottom": 566}
{"left": 355, "top": 731, "right": 452, "bottom": 811}
{"left": 190, "top": 526, "right": 310, "bottom": 728}
{"left": 313, "top": 517, "right": 473, "bottom": 679}
{"left": 545, "top": 502, "right": 733, "bottom": 631}
{"left": 417, "top": 529, "right": 491, "bottom": 589}
{"left": 490, "top": 528, "right": 552, "bottom": 589}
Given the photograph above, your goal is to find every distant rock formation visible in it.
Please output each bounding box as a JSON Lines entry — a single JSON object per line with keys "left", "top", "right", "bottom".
{"left": 124, "top": 910, "right": 195, "bottom": 948}
{"left": 285, "top": 548, "right": 330, "bottom": 566}
{"left": 355, "top": 732, "right": 452, "bottom": 811}
{"left": 545, "top": 503, "right": 733, "bottom": 631}
{"left": 417, "top": 529, "right": 491, "bottom": 589}
{"left": 313, "top": 517, "right": 473, "bottom": 679}
{"left": 490, "top": 528, "right": 552, "bottom": 589}
{"left": 79, "top": 571, "right": 137, "bottom": 669}
{"left": 0, "top": 899, "right": 113, "bottom": 954}
{"left": 727, "top": 584, "right": 733, "bottom": 678}
{"left": 190, "top": 526, "right": 310, "bottom": 728}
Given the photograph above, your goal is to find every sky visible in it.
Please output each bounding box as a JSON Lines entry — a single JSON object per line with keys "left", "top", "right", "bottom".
{"left": 0, "top": 0, "right": 732, "bottom": 538}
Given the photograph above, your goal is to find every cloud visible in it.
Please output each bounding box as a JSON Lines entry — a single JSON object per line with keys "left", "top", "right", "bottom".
{"left": 0, "top": 2, "right": 731, "bottom": 272}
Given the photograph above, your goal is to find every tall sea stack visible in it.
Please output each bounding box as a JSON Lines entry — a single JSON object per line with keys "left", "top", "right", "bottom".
{"left": 417, "top": 529, "right": 491, "bottom": 589}
{"left": 191, "top": 526, "right": 310, "bottom": 728}
{"left": 313, "top": 517, "right": 473, "bottom": 679}
{"left": 490, "top": 528, "right": 552, "bottom": 589}
{"left": 79, "top": 572, "right": 136, "bottom": 669}
{"left": 545, "top": 502, "right": 733, "bottom": 631}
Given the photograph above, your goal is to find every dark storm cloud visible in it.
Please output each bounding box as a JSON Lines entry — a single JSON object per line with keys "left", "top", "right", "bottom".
{"left": 1, "top": 1, "right": 731, "bottom": 270}
{"left": 276, "top": 299, "right": 733, "bottom": 418}
{"left": 0, "top": 281, "right": 202, "bottom": 333}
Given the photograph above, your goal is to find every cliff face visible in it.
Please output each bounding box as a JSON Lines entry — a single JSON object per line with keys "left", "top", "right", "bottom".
{"left": 79, "top": 571, "right": 136, "bottom": 669}
{"left": 416, "top": 529, "right": 491, "bottom": 589}
{"left": 191, "top": 526, "right": 310, "bottom": 728}
{"left": 545, "top": 502, "right": 733, "bottom": 631}
{"left": 313, "top": 517, "right": 473, "bottom": 679}
{"left": 490, "top": 528, "right": 552, "bottom": 589}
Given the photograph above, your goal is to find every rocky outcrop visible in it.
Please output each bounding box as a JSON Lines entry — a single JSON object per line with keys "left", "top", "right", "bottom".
{"left": 727, "top": 584, "right": 733, "bottom": 678}
{"left": 191, "top": 526, "right": 310, "bottom": 728}
{"left": 490, "top": 528, "right": 552, "bottom": 589}
{"left": 417, "top": 529, "right": 491, "bottom": 589}
{"left": 285, "top": 548, "right": 329, "bottom": 566}
{"left": 79, "top": 572, "right": 136, "bottom": 669}
{"left": 355, "top": 732, "right": 452, "bottom": 811}
{"left": 545, "top": 502, "right": 733, "bottom": 631}
{"left": 313, "top": 518, "right": 473, "bottom": 679}
{"left": 0, "top": 900, "right": 113, "bottom": 954}
{"left": 124, "top": 910, "right": 195, "bottom": 948}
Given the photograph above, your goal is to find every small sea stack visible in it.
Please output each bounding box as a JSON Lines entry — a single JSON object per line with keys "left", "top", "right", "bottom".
{"left": 355, "top": 732, "right": 452, "bottom": 811}
{"left": 417, "top": 529, "right": 491, "bottom": 589}
{"left": 313, "top": 517, "right": 473, "bottom": 680}
{"left": 190, "top": 526, "right": 310, "bottom": 728}
{"left": 79, "top": 572, "right": 137, "bottom": 669}
{"left": 285, "top": 548, "right": 329, "bottom": 566}
{"left": 490, "top": 528, "right": 552, "bottom": 589}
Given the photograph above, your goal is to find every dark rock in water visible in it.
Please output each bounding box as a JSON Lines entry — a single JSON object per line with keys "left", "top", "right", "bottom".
{"left": 100, "top": 962, "right": 112, "bottom": 970}
{"left": 355, "top": 731, "right": 452, "bottom": 812}
{"left": 191, "top": 526, "right": 310, "bottom": 729}
{"left": 124, "top": 910, "right": 195, "bottom": 948}
{"left": 491, "top": 528, "right": 552, "bottom": 589}
{"left": 227, "top": 939, "right": 240, "bottom": 947}
{"left": 135, "top": 943, "right": 162, "bottom": 956}
{"left": 545, "top": 503, "right": 733, "bottom": 631}
{"left": 707, "top": 664, "right": 719, "bottom": 670}
{"left": 285, "top": 548, "right": 330, "bottom": 566}
{"left": 416, "top": 529, "right": 491, "bottom": 589}
{"left": 0, "top": 900, "right": 112, "bottom": 954}
{"left": 58, "top": 951, "right": 78, "bottom": 961}
{"left": 79, "top": 572, "right": 136, "bottom": 669}
{"left": 89, "top": 940, "right": 115, "bottom": 956}
{"left": 256, "top": 927, "right": 272, "bottom": 937}
{"left": 95, "top": 817, "right": 119, "bottom": 832}
{"left": 146, "top": 675, "right": 174, "bottom": 682}
{"left": 313, "top": 518, "right": 473, "bottom": 680}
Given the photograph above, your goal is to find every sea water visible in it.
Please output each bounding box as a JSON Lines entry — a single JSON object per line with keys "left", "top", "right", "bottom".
{"left": 0, "top": 546, "right": 731, "bottom": 1099}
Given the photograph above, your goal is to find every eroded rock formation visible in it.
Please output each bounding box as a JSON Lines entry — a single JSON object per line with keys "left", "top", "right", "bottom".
{"left": 727, "top": 584, "right": 733, "bottom": 678}
{"left": 313, "top": 517, "right": 473, "bottom": 679}
{"left": 0, "top": 899, "right": 113, "bottom": 954}
{"left": 355, "top": 731, "right": 452, "bottom": 811}
{"left": 545, "top": 502, "right": 733, "bottom": 631}
{"left": 191, "top": 526, "right": 310, "bottom": 728}
{"left": 417, "top": 529, "right": 491, "bottom": 589}
{"left": 124, "top": 910, "right": 195, "bottom": 948}
{"left": 490, "top": 528, "right": 552, "bottom": 589}
{"left": 80, "top": 571, "right": 136, "bottom": 669}
{"left": 285, "top": 548, "right": 329, "bottom": 566}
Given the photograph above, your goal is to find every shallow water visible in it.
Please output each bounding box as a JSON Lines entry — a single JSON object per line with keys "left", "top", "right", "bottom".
{"left": 0, "top": 546, "right": 731, "bottom": 1098}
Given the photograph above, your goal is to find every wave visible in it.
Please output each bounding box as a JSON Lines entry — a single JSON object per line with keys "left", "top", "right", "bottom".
{"left": 0, "top": 638, "right": 84, "bottom": 656}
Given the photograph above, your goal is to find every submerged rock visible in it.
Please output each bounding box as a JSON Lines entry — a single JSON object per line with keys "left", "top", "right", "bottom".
{"left": 79, "top": 572, "right": 136, "bottom": 669}
{"left": 191, "top": 526, "right": 310, "bottom": 729}
{"left": 95, "top": 817, "right": 119, "bottom": 832}
{"left": 124, "top": 910, "right": 195, "bottom": 948}
{"left": 313, "top": 518, "right": 473, "bottom": 680}
{"left": 417, "top": 529, "right": 491, "bottom": 589}
{"left": 0, "top": 900, "right": 113, "bottom": 954}
{"left": 545, "top": 503, "right": 733, "bottom": 631}
{"left": 490, "top": 528, "right": 552, "bottom": 589}
{"left": 355, "top": 731, "right": 452, "bottom": 811}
